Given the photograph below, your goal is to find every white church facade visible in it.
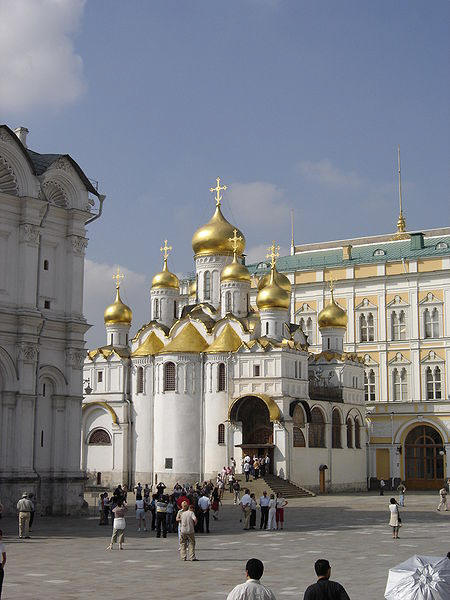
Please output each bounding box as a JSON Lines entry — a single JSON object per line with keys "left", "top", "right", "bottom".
{"left": 0, "top": 125, "right": 104, "bottom": 514}
{"left": 82, "top": 179, "right": 366, "bottom": 493}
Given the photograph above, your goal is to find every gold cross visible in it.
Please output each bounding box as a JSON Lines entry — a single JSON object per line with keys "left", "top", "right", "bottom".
{"left": 327, "top": 272, "right": 334, "bottom": 294}
{"left": 266, "top": 241, "right": 280, "bottom": 269}
{"left": 160, "top": 239, "right": 172, "bottom": 261}
{"left": 228, "top": 228, "right": 243, "bottom": 254}
{"left": 112, "top": 266, "right": 124, "bottom": 289}
{"left": 210, "top": 177, "right": 227, "bottom": 207}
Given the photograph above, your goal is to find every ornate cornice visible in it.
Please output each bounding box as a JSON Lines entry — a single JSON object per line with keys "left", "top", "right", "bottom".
{"left": 19, "top": 223, "right": 40, "bottom": 245}
{"left": 66, "top": 348, "right": 86, "bottom": 370}
{"left": 69, "top": 235, "right": 88, "bottom": 256}
{"left": 17, "top": 342, "right": 39, "bottom": 362}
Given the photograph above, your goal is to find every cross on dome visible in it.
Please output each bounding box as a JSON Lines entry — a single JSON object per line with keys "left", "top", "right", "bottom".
{"left": 112, "top": 266, "right": 124, "bottom": 289}
{"left": 160, "top": 239, "right": 172, "bottom": 262}
{"left": 328, "top": 272, "right": 334, "bottom": 294}
{"left": 266, "top": 241, "right": 280, "bottom": 269}
{"left": 210, "top": 177, "right": 227, "bottom": 207}
{"left": 228, "top": 228, "right": 243, "bottom": 254}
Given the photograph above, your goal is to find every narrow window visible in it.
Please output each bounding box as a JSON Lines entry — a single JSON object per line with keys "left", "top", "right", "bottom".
{"left": 97, "top": 371, "right": 103, "bottom": 383}
{"left": 163, "top": 362, "right": 176, "bottom": 391}
{"left": 265, "top": 322, "right": 269, "bottom": 335}
{"left": 110, "top": 334, "right": 113, "bottom": 345}
{"left": 346, "top": 417, "right": 353, "bottom": 448}
{"left": 253, "top": 364, "right": 260, "bottom": 377}
{"left": 360, "top": 314, "right": 368, "bottom": 342}
{"left": 218, "top": 363, "right": 226, "bottom": 391}
{"left": 137, "top": 366, "right": 144, "bottom": 393}
{"left": 309, "top": 408, "right": 325, "bottom": 448}
{"left": 367, "top": 313, "right": 374, "bottom": 341}
{"left": 154, "top": 298, "right": 160, "bottom": 319}
{"left": 204, "top": 271, "right": 211, "bottom": 300}
{"left": 225, "top": 291, "right": 232, "bottom": 313}
{"left": 294, "top": 361, "right": 298, "bottom": 379}
{"left": 306, "top": 317, "right": 313, "bottom": 341}
{"left": 426, "top": 366, "right": 441, "bottom": 400}
{"left": 42, "top": 383, "right": 46, "bottom": 397}
{"left": 332, "top": 410, "right": 341, "bottom": 448}
{"left": 126, "top": 333, "right": 128, "bottom": 345}
{"left": 43, "top": 259, "right": 49, "bottom": 270}
{"left": 293, "top": 426, "right": 306, "bottom": 447}
{"left": 218, "top": 423, "right": 225, "bottom": 444}
{"left": 364, "top": 370, "right": 376, "bottom": 402}
{"left": 40, "top": 430, "right": 44, "bottom": 447}
{"left": 393, "top": 368, "right": 407, "bottom": 401}
{"left": 44, "top": 300, "right": 50, "bottom": 309}
{"left": 354, "top": 419, "right": 361, "bottom": 448}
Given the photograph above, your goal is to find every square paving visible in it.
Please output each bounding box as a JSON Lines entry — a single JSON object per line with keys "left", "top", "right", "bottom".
{"left": 0, "top": 492, "right": 448, "bottom": 599}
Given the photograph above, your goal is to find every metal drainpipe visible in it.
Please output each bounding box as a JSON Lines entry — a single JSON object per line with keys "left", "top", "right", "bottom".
{"left": 85, "top": 194, "right": 105, "bottom": 225}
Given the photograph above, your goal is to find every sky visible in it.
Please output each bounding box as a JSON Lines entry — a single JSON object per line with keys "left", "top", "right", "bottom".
{"left": 1, "top": 0, "right": 449, "bottom": 347}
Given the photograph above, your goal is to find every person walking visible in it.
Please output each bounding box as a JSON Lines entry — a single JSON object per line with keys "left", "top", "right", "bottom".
{"left": 259, "top": 491, "right": 270, "bottom": 530}
{"left": 249, "top": 494, "right": 257, "bottom": 529}
{"left": 230, "top": 457, "right": 236, "bottom": 475}
{"left": 275, "top": 493, "right": 288, "bottom": 530}
{"left": 267, "top": 494, "right": 277, "bottom": 531}
{"left": 233, "top": 480, "right": 241, "bottom": 505}
{"left": 198, "top": 493, "right": 211, "bottom": 533}
{"left": 396, "top": 482, "right": 406, "bottom": 507}
{"left": 379, "top": 479, "right": 385, "bottom": 496}
{"left": 437, "top": 486, "right": 448, "bottom": 512}
{"left": 303, "top": 559, "right": 350, "bottom": 600}
{"left": 107, "top": 499, "right": 127, "bottom": 550}
{"left": 177, "top": 502, "right": 198, "bottom": 561}
{"left": 264, "top": 454, "right": 270, "bottom": 475}
{"left": 253, "top": 458, "right": 260, "bottom": 480}
{"left": 17, "top": 493, "right": 33, "bottom": 539}
{"left": 211, "top": 487, "right": 221, "bottom": 521}
{"left": 226, "top": 558, "right": 276, "bottom": 600}
{"left": 228, "top": 472, "right": 235, "bottom": 493}
{"left": 243, "top": 460, "right": 251, "bottom": 482}
{"left": 389, "top": 498, "right": 401, "bottom": 539}
{"left": 103, "top": 493, "right": 111, "bottom": 525}
{"left": 143, "top": 484, "right": 151, "bottom": 500}
{"left": 155, "top": 495, "right": 168, "bottom": 538}
{"left": 135, "top": 494, "right": 146, "bottom": 531}
{"left": 0, "top": 529, "right": 6, "bottom": 599}
{"left": 240, "top": 489, "right": 252, "bottom": 531}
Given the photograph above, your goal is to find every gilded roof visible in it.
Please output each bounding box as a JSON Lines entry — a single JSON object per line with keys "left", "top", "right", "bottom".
{"left": 87, "top": 345, "right": 130, "bottom": 361}
{"left": 160, "top": 322, "right": 208, "bottom": 353}
{"left": 131, "top": 332, "right": 164, "bottom": 357}
{"left": 192, "top": 205, "right": 245, "bottom": 257}
{"left": 206, "top": 324, "right": 243, "bottom": 353}
{"left": 104, "top": 288, "right": 133, "bottom": 325}
{"left": 318, "top": 293, "right": 348, "bottom": 328}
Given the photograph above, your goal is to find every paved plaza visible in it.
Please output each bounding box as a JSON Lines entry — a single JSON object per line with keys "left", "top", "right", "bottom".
{"left": 0, "top": 492, "right": 448, "bottom": 599}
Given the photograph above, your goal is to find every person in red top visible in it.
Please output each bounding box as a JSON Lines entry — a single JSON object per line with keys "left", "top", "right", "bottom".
{"left": 176, "top": 494, "right": 189, "bottom": 509}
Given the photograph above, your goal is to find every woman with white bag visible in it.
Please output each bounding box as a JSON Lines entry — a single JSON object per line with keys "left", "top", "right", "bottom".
{"left": 107, "top": 499, "right": 127, "bottom": 550}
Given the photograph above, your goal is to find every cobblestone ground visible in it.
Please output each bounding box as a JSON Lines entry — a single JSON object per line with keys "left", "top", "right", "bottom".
{"left": 0, "top": 492, "right": 448, "bottom": 600}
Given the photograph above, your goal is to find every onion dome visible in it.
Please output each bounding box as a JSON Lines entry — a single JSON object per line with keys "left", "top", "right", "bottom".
{"left": 192, "top": 205, "right": 245, "bottom": 257}
{"left": 256, "top": 268, "right": 290, "bottom": 311}
{"left": 151, "top": 258, "right": 179, "bottom": 290}
{"left": 188, "top": 279, "right": 196, "bottom": 298}
{"left": 318, "top": 291, "right": 347, "bottom": 328}
{"left": 221, "top": 252, "right": 251, "bottom": 283}
{"left": 104, "top": 288, "right": 132, "bottom": 325}
{"left": 257, "top": 269, "right": 291, "bottom": 293}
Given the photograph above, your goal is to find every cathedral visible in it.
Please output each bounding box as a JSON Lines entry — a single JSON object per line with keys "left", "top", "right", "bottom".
{"left": 82, "top": 179, "right": 366, "bottom": 493}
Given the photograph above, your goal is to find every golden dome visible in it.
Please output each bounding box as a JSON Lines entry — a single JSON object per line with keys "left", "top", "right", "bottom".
{"left": 258, "top": 269, "right": 291, "bottom": 292}
{"left": 188, "top": 280, "right": 196, "bottom": 297}
{"left": 256, "top": 268, "right": 290, "bottom": 311}
{"left": 104, "top": 288, "right": 132, "bottom": 325}
{"left": 221, "top": 253, "right": 251, "bottom": 283}
{"left": 151, "top": 259, "right": 179, "bottom": 290}
{"left": 318, "top": 293, "right": 347, "bottom": 328}
{"left": 192, "top": 205, "right": 245, "bottom": 257}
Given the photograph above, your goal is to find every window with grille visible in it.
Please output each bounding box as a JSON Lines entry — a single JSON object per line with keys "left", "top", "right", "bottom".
{"left": 332, "top": 410, "right": 341, "bottom": 448}
{"left": 218, "top": 423, "right": 225, "bottom": 444}
{"left": 204, "top": 271, "right": 211, "bottom": 300}
{"left": 354, "top": 419, "right": 361, "bottom": 448}
{"left": 218, "top": 363, "right": 226, "bottom": 391}
{"left": 308, "top": 407, "right": 325, "bottom": 448}
{"left": 88, "top": 429, "right": 111, "bottom": 445}
{"left": 137, "top": 367, "right": 144, "bottom": 393}
{"left": 393, "top": 367, "right": 408, "bottom": 401}
{"left": 364, "top": 370, "right": 376, "bottom": 402}
{"left": 360, "top": 313, "right": 374, "bottom": 342}
{"left": 346, "top": 417, "right": 353, "bottom": 448}
{"left": 154, "top": 298, "right": 160, "bottom": 319}
{"left": 426, "top": 366, "right": 441, "bottom": 400}
{"left": 165, "top": 458, "right": 173, "bottom": 469}
{"left": 391, "top": 310, "right": 406, "bottom": 340}
{"left": 164, "top": 362, "right": 176, "bottom": 391}
{"left": 293, "top": 426, "right": 306, "bottom": 447}
{"left": 424, "top": 308, "right": 439, "bottom": 338}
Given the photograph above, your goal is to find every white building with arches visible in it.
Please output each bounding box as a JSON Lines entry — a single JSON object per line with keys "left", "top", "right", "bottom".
{"left": 82, "top": 181, "right": 366, "bottom": 492}
{"left": 0, "top": 125, "right": 104, "bottom": 514}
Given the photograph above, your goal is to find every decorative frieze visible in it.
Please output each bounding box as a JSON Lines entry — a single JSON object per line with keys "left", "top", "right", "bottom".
{"left": 41, "top": 180, "right": 68, "bottom": 207}
{"left": 19, "top": 223, "right": 40, "bottom": 245}
{"left": 17, "top": 342, "right": 39, "bottom": 362}
{"left": 70, "top": 235, "right": 88, "bottom": 256}
{"left": 66, "top": 348, "right": 86, "bottom": 370}
{"left": 0, "top": 156, "right": 19, "bottom": 196}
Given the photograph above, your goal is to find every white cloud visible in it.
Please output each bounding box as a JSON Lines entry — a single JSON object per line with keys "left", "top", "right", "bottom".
{"left": 84, "top": 259, "right": 150, "bottom": 349}
{"left": 298, "top": 159, "right": 363, "bottom": 189}
{"left": 0, "top": 0, "right": 86, "bottom": 113}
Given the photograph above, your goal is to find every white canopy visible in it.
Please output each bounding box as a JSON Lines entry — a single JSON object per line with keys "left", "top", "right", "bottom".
{"left": 385, "top": 555, "right": 450, "bottom": 600}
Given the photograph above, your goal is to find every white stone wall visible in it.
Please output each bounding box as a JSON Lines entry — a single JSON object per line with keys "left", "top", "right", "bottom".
{"left": 203, "top": 355, "right": 229, "bottom": 479}
{"left": 260, "top": 308, "right": 289, "bottom": 340}
{"left": 150, "top": 287, "right": 180, "bottom": 328}
{"left": 220, "top": 280, "right": 250, "bottom": 317}
{"left": 195, "top": 254, "right": 231, "bottom": 307}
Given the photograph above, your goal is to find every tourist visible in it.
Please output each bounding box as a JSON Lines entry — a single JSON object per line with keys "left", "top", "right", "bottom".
{"left": 253, "top": 458, "right": 260, "bottom": 480}
{"left": 230, "top": 457, "right": 236, "bottom": 475}
{"left": 156, "top": 481, "right": 166, "bottom": 498}
{"left": 211, "top": 487, "right": 221, "bottom": 520}
{"left": 276, "top": 492, "right": 288, "bottom": 530}
{"left": 240, "top": 489, "right": 252, "bottom": 531}
{"left": 143, "top": 484, "right": 151, "bottom": 499}
{"left": 389, "top": 497, "right": 401, "bottom": 539}
{"left": 259, "top": 491, "right": 270, "bottom": 530}
{"left": 226, "top": 558, "right": 276, "bottom": 600}
{"left": 134, "top": 482, "right": 142, "bottom": 497}
{"left": 228, "top": 471, "right": 235, "bottom": 493}
{"left": 249, "top": 493, "right": 257, "bottom": 529}
{"left": 260, "top": 456, "right": 266, "bottom": 477}
{"left": 16, "top": 492, "right": 33, "bottom": 539}
{"left": 267, "top": 494, "right": 277, "bottom": 531}
{"left": 28, "top": 493, "right": 36, "bottom": 532}
{"left": 98, "top": 492, "right": 106, "bottom": 525}
{"left": 303, "top": 559, "right": 350, "bottom": 600}
{"left": 143, "top": 493, "right": 152, "bottom": 530}
{"left": 107, "top": 499, "right": 127, "bottom": 550}
{"left": 243, "top": 460, "right": 251, "bottom": 482}
{"left": 135, "top": 493, "right": 146, "bottom": 531}
{"left": 0, "top": 529, "right": 6, "bottom": 599}
{"left": 156, "top": 494, "right": 168, "bottom": 538}
{"left": 397, "top": 482, "right": 406, "bottom": 506}
{"left": 218, "top": 477, "right": 225, "bottom": 500}
{"left": 437, "top": 486, "right": 448, "bottom": 512}
{"left": 198, "top": 491, "right": 211, "bottom": 533}
{"left": 177, "top": 502, "right": 198, "bottom": 561}
{"left": 166, "top": 495, "right": 176, "bottom": 533}
{"left": 233, "top": 480, "right": 241, "bottom": 505}
{"left": 379, "top": 479, "right": 385, "bottom": 496}
{"left": 264, "top": 455, "right": 270, "bottom": 474}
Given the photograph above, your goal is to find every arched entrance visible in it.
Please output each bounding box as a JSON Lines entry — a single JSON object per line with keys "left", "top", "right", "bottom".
{"left": 405, "top": 425, "right": 445, "bottom": 490}
{"left": 229, "top": 395, "right": 276, "bottom": 472}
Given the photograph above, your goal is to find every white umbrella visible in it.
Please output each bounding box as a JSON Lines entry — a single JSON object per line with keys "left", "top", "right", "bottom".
{"left": 385, "top": 555, "right": 450, "bottom": 600}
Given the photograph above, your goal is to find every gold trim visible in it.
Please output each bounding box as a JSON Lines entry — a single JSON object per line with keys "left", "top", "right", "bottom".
{"left": 82, "top": 401, "right": 118, "bottom": 425}
{"left": 131, "top": 332, "right": 164, "bottom": 356}
{"left": 206, "top": 324, "right": 243, "bottom": 353}
{"left": 229, "top": 393, "right": 281, "bottom": 422}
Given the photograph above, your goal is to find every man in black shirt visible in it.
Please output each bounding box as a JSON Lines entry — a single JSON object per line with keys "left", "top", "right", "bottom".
{"left": 303, "top": 559, "right": 350, "bottom": 600}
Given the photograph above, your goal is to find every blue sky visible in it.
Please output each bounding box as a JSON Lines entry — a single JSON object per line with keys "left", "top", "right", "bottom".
{"left": 1, "top": 0, "right": 449, "bottom": 346}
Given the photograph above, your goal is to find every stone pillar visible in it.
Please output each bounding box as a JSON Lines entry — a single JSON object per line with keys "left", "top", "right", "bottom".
{"left": 52, "top": 395, "right": 67, "bottom": 473}
{"left": 18, "top": 223, "right": 40, "bottom": 310}
{"left": 0, "top": 392, "right": 17, "bottom": 472}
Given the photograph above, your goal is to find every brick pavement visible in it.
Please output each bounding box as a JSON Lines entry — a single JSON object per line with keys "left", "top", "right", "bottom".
{"left": 0, "top": 492, "right": 448, "bottom": 599}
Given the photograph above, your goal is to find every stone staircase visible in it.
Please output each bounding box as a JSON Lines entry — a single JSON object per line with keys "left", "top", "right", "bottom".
{"left": 226, "top": 475, "right": 314, "bottom": 499}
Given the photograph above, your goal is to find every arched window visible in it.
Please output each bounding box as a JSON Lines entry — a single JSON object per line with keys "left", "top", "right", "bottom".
{"left": 309, "top": 407, "right": 325, "bottom": 448}
{"left": 359, "top": 314, "right": 368, "bottom": 342}
{"left": 265, "top": 322, "right": 269, "bottom": 335}
{"left": 88, "top": 429, "right": 111, "bottom": 445}
{"left": 354, "top": 418, "right": 361, "bottom": 448}
{"left": 218, "top": 363, "right": 226, "bottom": 392}
{"left": 364, "top": 370, "right": 376, "bottom": 402}
{"left": 392, "top": 310, "right": 406, "bottom": 340}
{"left": 163, "top": 362, "right": 176, "bottom": 391}
{"left": 393, "top": 367, "right": 408, "bottom": 401}
{"left": 332, "top": 410, "right": 341, "bottom": 448}
{"left": 204, "top": 271, "right": 211, "bottom": 300}
{"left": 426, "top": 366, "right": 442, "bottom": 400}
{"left": 346, "top": 417, "right": 353, "bottom": 448}
{"left": 43, "top": 259, "right": 49, "bottom": 270}
{"left": 225, "top": 291, "right": 232, "bottom": 313}
{"left": 218, "top": 423, "right": 225, "bottom": 444}
{"left": 424, "top": 308, "right": 439, "bottom": 338}
{"left": 154, "top": 298, "right": 160, "bottom": 319}
{"left": 293, "top": 426, "right": 306, "bottom": 447}
{"left": 300, "top": 317, "right": 313, "bottom": 341}
{"left": 137, "top": 366, "right": 144, "bottom": 393}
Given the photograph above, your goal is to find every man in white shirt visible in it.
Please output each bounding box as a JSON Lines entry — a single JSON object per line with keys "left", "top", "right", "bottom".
{"left": 197, "top": 494, "right": 211, "bottom": 533}
{"left": 177, "top": 503, "right": 198, "bottom": 561}
{"left": 240, "top": 489, "right": 252, "bottom": 531}
{"left": 227, "top": 558, "right": 276, "bottom": 600}
{"left": 259, "top": 491, "right": 270, "bottom": 530}
{"left": 243, "top": 461, "right": 251, "bottom": 482}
